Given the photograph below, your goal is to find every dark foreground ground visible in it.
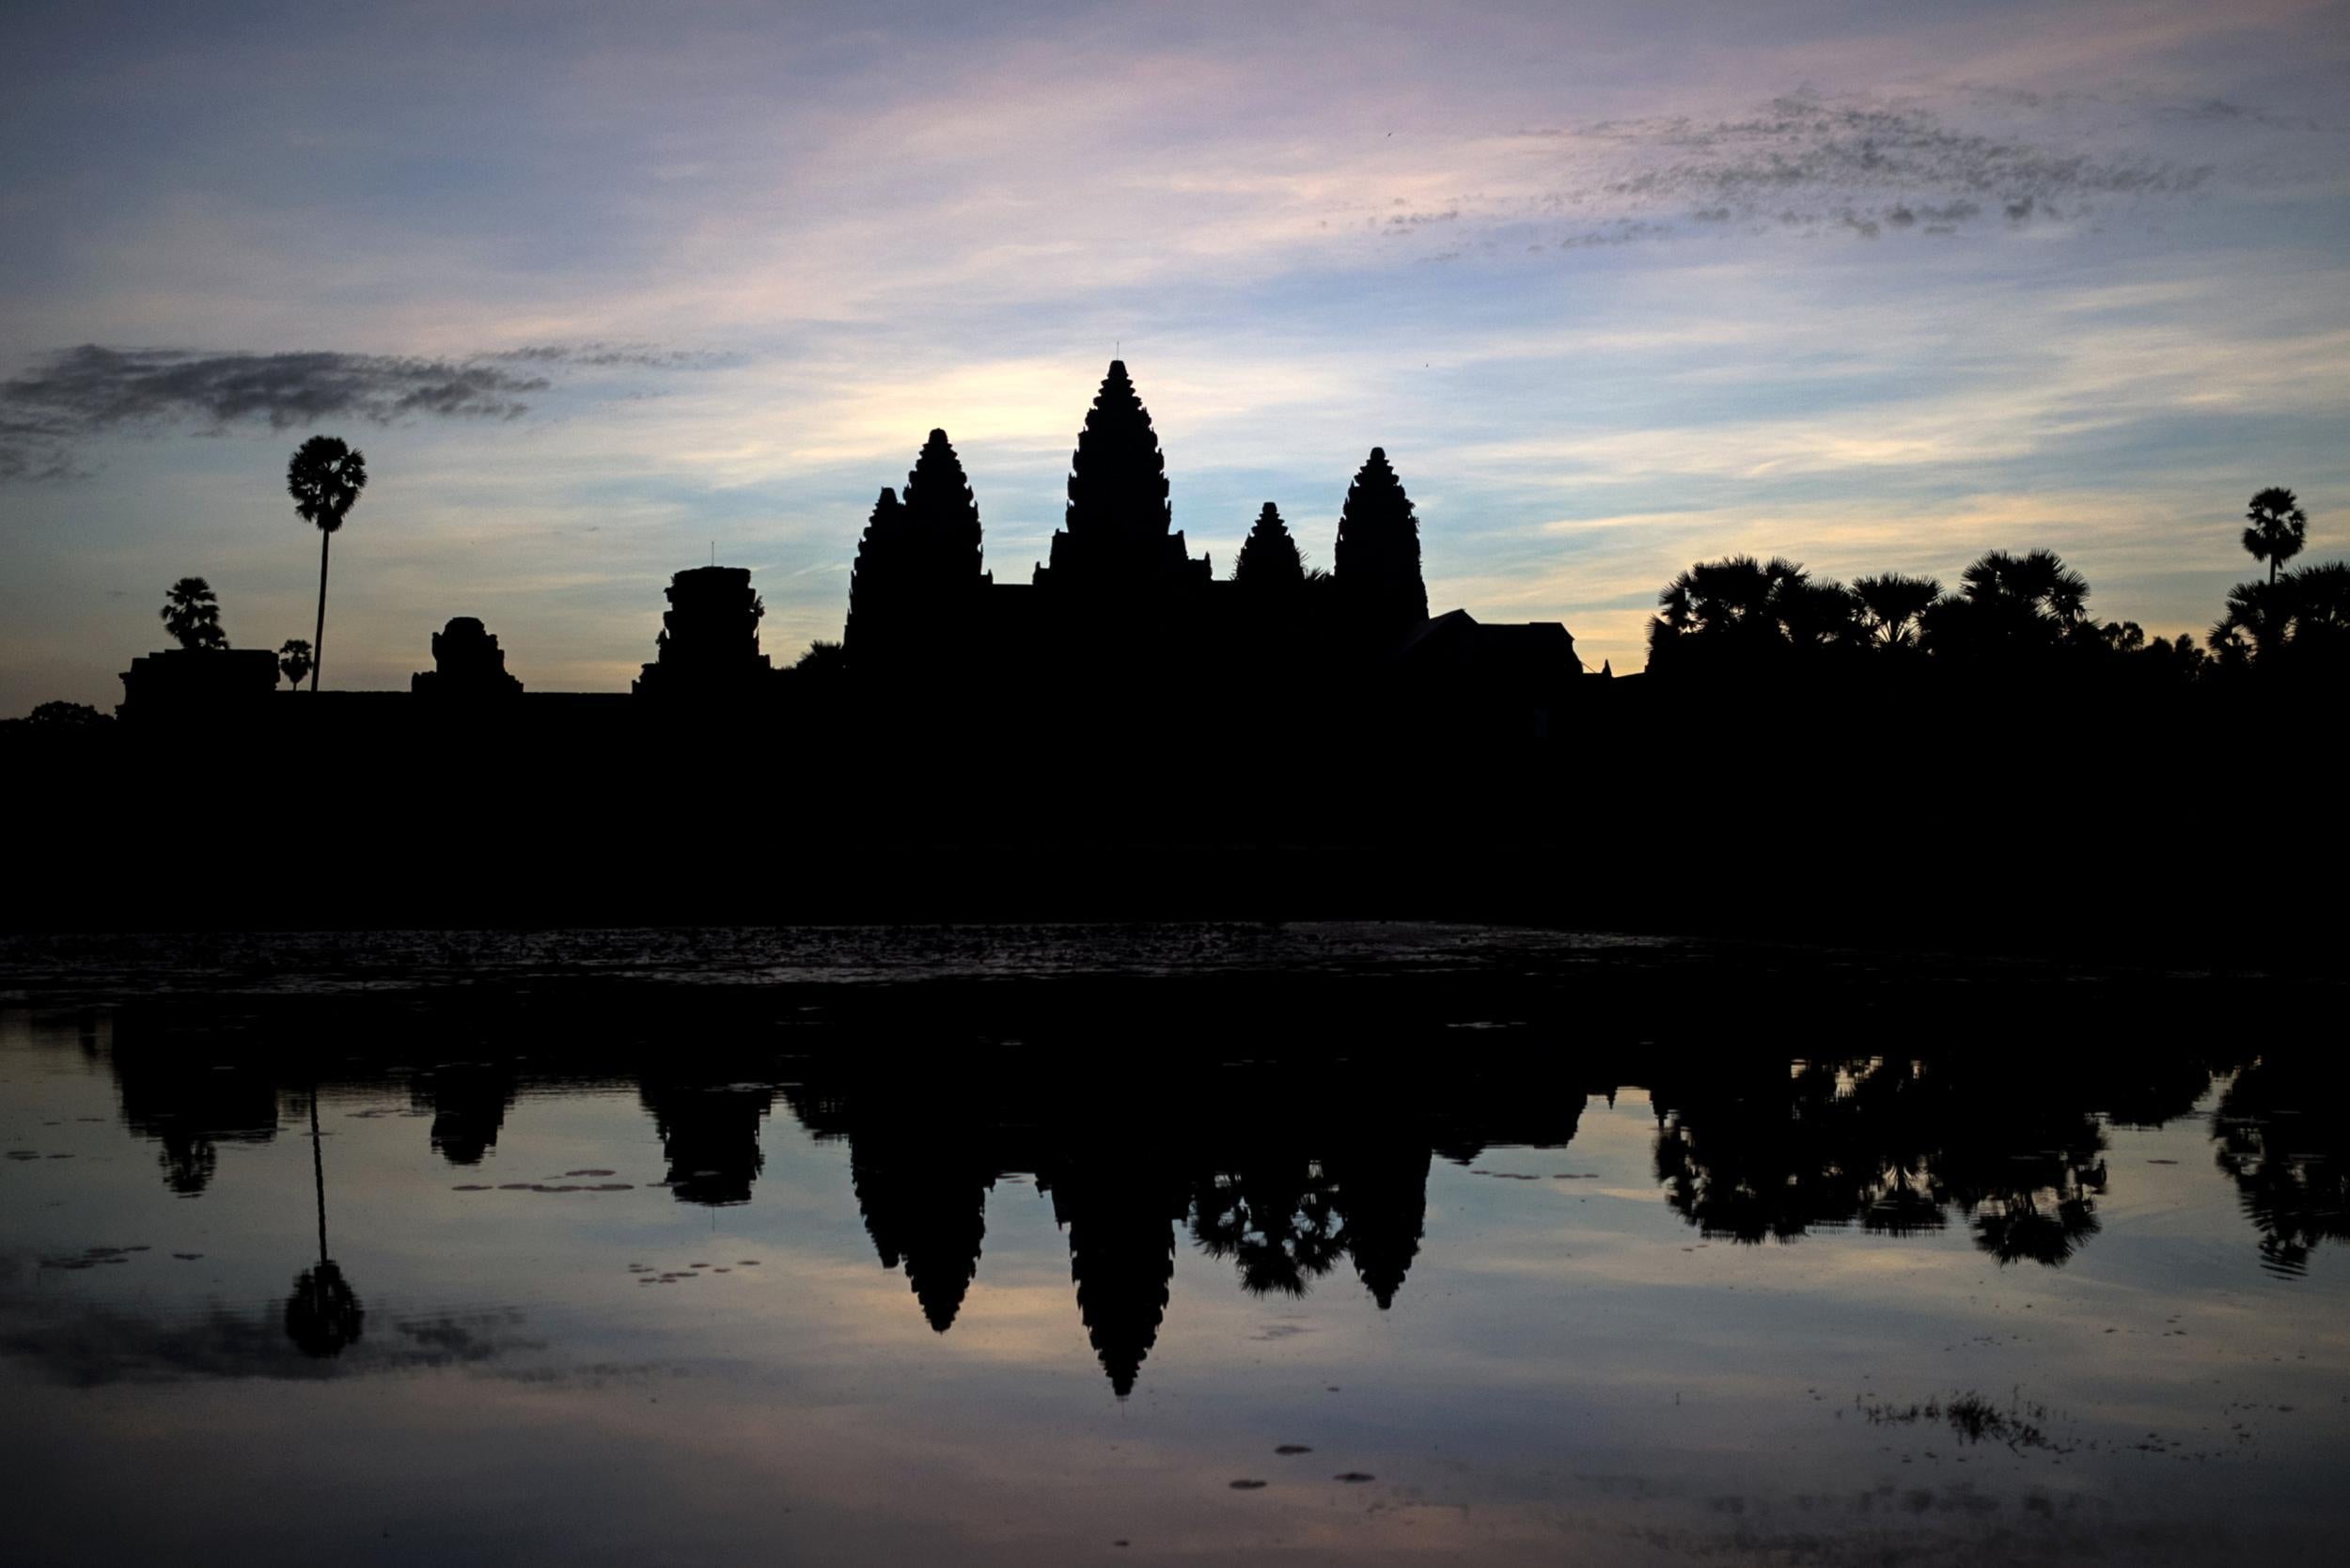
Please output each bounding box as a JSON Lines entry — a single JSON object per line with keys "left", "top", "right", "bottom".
{"left": 7, "top": 672, "right": 2342, "bottom": 972}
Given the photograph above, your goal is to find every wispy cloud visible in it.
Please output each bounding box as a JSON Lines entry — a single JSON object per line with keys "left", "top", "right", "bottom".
{"left": 0, "top": 344, "right": 719, "bottom": 482}
{"left": 1504, "top": 89, "right": 2218, "bottom": 243}
{"left": 489, "top": 342, "right": 725, "bottom": 369}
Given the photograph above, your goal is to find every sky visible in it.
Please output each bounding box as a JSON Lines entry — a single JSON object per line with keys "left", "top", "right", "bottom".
{"left": 2, "top": 0, "right": 2346, "bottom": 710}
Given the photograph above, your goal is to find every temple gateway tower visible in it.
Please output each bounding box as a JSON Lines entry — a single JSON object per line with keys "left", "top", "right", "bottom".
{"left": 634, "top": 566, "right": 776, "bottom": 699}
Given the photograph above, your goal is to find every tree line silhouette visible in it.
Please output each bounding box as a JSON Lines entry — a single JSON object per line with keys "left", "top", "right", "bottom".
{"left": 1645, "top": 489, "right": 2340, "bottom": 687}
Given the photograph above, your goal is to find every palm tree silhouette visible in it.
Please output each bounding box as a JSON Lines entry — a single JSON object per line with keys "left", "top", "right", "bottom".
{"left": 2242, "top": 487, "right": 2308, "bottom": 585}
{"left": 1650, "top": 554, "right": 1851, "bottom": 671}
{"left": 276, "top": 638, "right": 313, "bottom": 689}
{"left": 287, "top": 436, "right": 368, "bottom": 692}
{"left": 159, "top": 576, "right": 228, "bottom": 651}
{"left": 2211, "top": 578, "right": 2292, "bottom": 664}
{"left": 2287, "top": 561, "right": 2350, "bottom": 648}
{"left": 1774, "top": 574, "right": 1861, "bottom": 649}
{"left": 1656, "top": 555, "right": 1776, "bottom": 638}
{"left": 1963, "top": 548, "right": 2088, "bottom": 623}
{"left": 1851, "top": 573, "right": 1943, "bottom": 650}
{"left": 2213, "top": 1056, "right": 2349, "bottom": 1276}
{"left": 1920, "top": 548, "right": 2091, "bottom": 663}
{"left": 1191, "top": 1161, "right": 1342, "bottom": 1297}
{"left": 2212, "top": 561, "right": 2350, "bottom": 669}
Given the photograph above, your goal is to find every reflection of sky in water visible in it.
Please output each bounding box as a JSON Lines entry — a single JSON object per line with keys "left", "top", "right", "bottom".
{"left": 3, "top": 1003, "right": 2345, "bottom": 1567}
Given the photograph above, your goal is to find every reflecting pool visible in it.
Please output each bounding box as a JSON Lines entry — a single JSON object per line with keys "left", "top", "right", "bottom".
{"left": 2, "top": 926, "right": 2343, "bottom": 1565}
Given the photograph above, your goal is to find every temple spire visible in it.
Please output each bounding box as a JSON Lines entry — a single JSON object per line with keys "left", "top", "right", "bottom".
{"left": 844, "top": 486, "right": 909, "bottom": 657}
{"left": 1067, "top": 360, "right": 1169, "bottom": 545}
{"left": 848, "top": 428, "right": 990, "bottom": 672}
{"left": 1038, "top": 359, "right": 1208, "bottom": 590}
{"left": 1334, "top": 446, "right": 1429, "bottom": 645}
{"left": 901, "top": 428, "right": 985, "bottom": 586}
{"left": 1231, "top": 503, "right": 1306, "bottom": 588}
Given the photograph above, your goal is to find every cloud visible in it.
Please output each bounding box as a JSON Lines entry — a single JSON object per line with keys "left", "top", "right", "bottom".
{"left": 489, "top": 342, "right": 724, "bottom": 369}
{"left": 1508, "top": 90, "right": 2216, "bottom": 243}
{"left": 0, "top": 415, "right": 85, "bottom": 482}
{"left": 0, "top": 343, "right": 702, "bottom": 482}
{"left": 2152, "top": 96, "right": 2331, "bottom": 132}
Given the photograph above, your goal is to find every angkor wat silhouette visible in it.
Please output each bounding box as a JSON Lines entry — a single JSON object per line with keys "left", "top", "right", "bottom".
{"left": 19, "top": 360, "right": 2340, "bottom": 960}
{"left": 111, "top": 357, "right": 1580, "bottom": 729}
{"left": 836, "top": 361, "right": 1569, "bottom": 712}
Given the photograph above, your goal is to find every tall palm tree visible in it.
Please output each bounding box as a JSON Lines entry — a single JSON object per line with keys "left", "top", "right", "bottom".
{"left": 287, "top": 436, "right": 368, "bottom": 692}
{"left": 2242, "top": 488, "right": 2307, "bottom": 584}
{"left": 159, "top": 576, "right": 228, "bottom": 651}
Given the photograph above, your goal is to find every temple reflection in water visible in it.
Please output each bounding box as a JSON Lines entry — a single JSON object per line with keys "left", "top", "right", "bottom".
{"left": 67, "top": 990, "right": 2345, "bottom": 1394}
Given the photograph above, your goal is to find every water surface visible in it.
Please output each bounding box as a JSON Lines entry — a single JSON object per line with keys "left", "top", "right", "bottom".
{"left": 2, "top": 927, "right": 2343, "bottom": 1565}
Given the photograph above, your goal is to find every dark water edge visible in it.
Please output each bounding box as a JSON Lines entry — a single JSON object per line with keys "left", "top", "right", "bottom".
{"left": 0, "top": 917, "right": 2326, "bottom": 1010}
{"left": 6, "top": 856, "right": 2339, "bottom": 975}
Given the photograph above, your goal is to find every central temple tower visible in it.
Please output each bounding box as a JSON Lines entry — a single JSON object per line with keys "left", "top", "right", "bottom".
{"left": 1033, "top": 360, "right": 1211, "bottom": 593}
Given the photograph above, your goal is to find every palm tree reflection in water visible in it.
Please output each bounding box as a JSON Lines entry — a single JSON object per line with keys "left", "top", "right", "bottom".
{"left": 1651, "top": 1058, "right": 2115, "bottom": 1267}
{"left": 284, "top": 1085, "right": 365, "bottom": 1357}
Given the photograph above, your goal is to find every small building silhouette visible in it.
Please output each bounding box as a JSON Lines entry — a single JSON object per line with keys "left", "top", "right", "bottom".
{"left": 1393, "top": 611, "right": 1582, "bottom": 739}
{"left": 634, "top": 565, "right": 776, "bottom": 699}
{"left": 118, "top": 648, "right": 279, "bottom": 723}
{"left": 412, "top": 617, "right": 523, "bottom": 698}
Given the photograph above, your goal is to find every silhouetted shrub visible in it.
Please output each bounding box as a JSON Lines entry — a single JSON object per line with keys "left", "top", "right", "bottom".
{"left": 19, "top": 699, "right": 112, "bottom": 728}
